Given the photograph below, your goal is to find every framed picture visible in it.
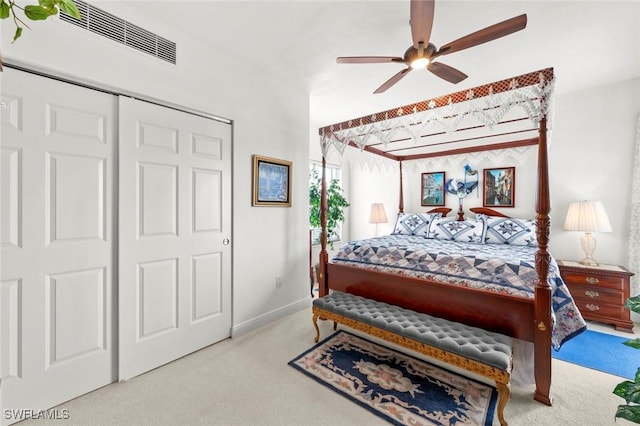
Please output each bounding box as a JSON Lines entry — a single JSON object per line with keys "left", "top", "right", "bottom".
{"left": 252, "top": 155, "right": 292, "bottom": 207}
{"left": 421, "top": 171, "right": 446, "bottom": 206}
{"left": 483, "top": 167, "right": 515, "bottom": 207}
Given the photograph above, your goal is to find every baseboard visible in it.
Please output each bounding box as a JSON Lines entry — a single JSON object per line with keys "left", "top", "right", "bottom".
{"left": 232, "top": 297, "right": 311, "bottom": 337}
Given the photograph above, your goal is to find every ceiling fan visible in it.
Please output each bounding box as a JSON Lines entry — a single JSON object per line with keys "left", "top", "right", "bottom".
{"left": 337, "top": 0, "right": 527, "bottom": 94}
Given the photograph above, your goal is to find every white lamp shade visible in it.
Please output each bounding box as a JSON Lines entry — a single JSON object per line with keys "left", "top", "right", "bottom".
{"left": 370, "top": 203, "right": 388, "bottom": 224}
{"left": 563, "top": 201, "right": 612, "bottom": 233}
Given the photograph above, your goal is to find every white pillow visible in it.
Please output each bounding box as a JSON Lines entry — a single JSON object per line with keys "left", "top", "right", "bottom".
{"left": 391, "top": 213, "right": 438, "bottom": 238}
{"left": 429, "top": 217, "right": 486, "bottom": 243}
{"left": 483, "top": 216, "right": 538, "bottom": 246}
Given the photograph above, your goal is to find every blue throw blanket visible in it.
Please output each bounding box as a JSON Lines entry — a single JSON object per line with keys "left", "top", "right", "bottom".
{"left": 332, "top": 235, "right": 587, "bottom": 349}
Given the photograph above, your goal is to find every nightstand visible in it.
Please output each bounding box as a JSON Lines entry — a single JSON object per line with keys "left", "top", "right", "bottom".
{"left": 557, "top": 260, "right": 635, "bottom": 333}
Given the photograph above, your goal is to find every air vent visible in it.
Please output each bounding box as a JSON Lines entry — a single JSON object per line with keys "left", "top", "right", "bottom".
{"left": 60, "top": 0, "right": 176, "bottom": 64}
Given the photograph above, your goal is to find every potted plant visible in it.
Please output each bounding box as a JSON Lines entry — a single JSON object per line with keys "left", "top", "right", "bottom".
{"left": 309, "top": 167, "right": 348, "bottom": 251}
{"left": 614, "top": 295, "right": 640, "bottom": 423}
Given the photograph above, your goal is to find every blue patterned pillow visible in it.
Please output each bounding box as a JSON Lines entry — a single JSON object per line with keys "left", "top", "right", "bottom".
{"left": 429, "top": 217, "right": 486, "bottom": 243}
{"left": 483, "top": 216, "right": 538, "bottom": 246}
{"left": 391, "top": 213, "right": 437, "bottom": 238}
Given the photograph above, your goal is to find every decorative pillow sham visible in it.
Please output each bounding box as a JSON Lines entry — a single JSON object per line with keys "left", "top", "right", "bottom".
{"left": 391, "top": 213, "right": 437, "bottom": 238}
{"left": 429, "top": 217, "right": 486, "bottom": 243}
{"left": 483, "top": 216, "right": 538, "bottom": 246}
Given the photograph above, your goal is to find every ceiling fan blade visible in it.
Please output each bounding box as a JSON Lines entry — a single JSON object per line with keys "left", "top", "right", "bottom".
{"left": 437, "top": 14, "right": 527, "bottom": 56}
{"left": 427, "top": 62, "right": 468, "bottom": 84}
{"left": 410, "top": 0, "right": 435, "bottom": 49}
{"left": 374, "top": 68, "right": 412, "bottom": 94}
{"left": 337, "top": 56, "right": 404, "bottom": 64}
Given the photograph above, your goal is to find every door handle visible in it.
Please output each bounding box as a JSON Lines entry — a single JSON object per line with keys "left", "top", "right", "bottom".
{"left": 223, "top": 238, "right": 230, "bottom": 245}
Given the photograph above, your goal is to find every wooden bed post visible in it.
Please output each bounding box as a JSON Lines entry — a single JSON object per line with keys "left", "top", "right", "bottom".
{"left": 398, "top": 161, "right": 405, "bottom": 214}
{"left": 318, "top": 155, "right": 329, "bottom": 297}
{"left": 534, "top": 115, "right": 553, "bottom": 406}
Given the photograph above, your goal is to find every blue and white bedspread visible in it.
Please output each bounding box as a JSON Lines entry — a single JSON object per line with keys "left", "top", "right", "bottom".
{"left": 331, "top": 235, "right": 586, "bottom": 349}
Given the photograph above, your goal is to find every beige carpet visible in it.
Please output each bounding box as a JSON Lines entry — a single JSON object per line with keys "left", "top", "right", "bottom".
{"left": 19, "top": 306, "right": 628, "bottom": 426}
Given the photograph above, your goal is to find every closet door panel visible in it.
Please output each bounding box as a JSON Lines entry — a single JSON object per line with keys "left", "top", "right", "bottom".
{"left": 0, "top": 68, "right": 115, "bottom": 424}
{"left": 118, "top": 97, "right": 232, "bottom": 380}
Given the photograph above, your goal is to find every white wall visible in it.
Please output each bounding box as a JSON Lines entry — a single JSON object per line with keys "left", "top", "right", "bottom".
{"left": 346, "top": 146, "right": 540, "bottom": 241}
{"left": 549, "top": 77, "right": 640, "bottom": 266}
{"left": 1, "top": 3, "right": 311, "bottom": 334}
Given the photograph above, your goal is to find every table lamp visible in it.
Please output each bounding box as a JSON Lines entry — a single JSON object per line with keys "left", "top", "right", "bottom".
{"left": 370, "top": 203, "right": 388, "bottom": 236}
{"left": 563, "top": 201, "right": 612, "bottom": 266}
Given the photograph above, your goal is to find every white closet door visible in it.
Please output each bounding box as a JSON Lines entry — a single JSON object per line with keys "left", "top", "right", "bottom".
{"left": 0, "top": 68, "right": 115, "bottom": 423}
{"left": 118, "top": 97, "right": 232, "bottom": 380}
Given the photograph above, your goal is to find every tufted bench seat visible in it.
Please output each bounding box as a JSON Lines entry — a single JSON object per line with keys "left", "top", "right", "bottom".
{"left": 312, "top": 291, "right": 513, "bottom": 426}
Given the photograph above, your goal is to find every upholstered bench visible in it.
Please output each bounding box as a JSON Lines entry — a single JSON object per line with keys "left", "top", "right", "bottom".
{"left": 312, "top": 291, "right": 514, "bottom": 426}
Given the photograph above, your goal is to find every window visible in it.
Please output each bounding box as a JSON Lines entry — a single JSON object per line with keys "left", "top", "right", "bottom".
{"left": 309, "top": 162, "right": 346, "bottom": 246}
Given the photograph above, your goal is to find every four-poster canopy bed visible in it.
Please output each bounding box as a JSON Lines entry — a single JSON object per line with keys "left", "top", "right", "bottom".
{"left": 316, "top": 67, "right": 586, "bottom": 406}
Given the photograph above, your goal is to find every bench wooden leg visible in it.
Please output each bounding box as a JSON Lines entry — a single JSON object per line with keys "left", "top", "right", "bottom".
{"left": 313, "top": 314, "right": 320, "bottom": 343}
{"left": 495, "top": 381, "right": 511, "bottom": 426}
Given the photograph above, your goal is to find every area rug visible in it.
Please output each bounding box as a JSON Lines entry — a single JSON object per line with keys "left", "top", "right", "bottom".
{"left": 289, "top": 331, "right": 498, "bottom": 426}
{"left": 552, "top": 329, "right": 639, "bottom": 379}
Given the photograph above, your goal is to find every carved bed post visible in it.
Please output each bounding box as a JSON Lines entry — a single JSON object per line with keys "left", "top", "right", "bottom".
{"left": 534, "top": 115, "right": 553, "bottom": 406}
{"left": 318, "top": 155, "right": 329, "bottom": 297}
{"left": 398, "top": 161, "right": 405, "bottom": 214}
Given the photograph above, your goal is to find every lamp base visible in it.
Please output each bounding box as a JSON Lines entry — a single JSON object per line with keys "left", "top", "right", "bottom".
{"left": 579, "top": 232, "right": 599, "bottom": 266}
{"left": 456, "top": 198, "right": 465, "bottom": 221}
{"left": 579, "top": 257, "right": 599, "bottom": 267}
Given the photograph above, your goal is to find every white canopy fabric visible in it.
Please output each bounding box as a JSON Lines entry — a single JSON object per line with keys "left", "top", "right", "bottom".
{"left": 319, "top": 68, "right": 555, "bottom": 161}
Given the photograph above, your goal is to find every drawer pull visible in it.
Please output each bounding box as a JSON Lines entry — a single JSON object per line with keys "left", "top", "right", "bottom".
{"left": 585, "top": 303, "right": 600, "bottom": 312}
{"left": 584, "top": 290, "right": 600, "bottom": 298}
{"left": 585, "top": 277, "right": 599, "bottom": 285}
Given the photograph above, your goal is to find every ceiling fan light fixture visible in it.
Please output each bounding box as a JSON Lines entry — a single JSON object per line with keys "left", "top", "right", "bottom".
{"left": 410, "top": 57, "right": 429, "bottom": 69}
{"left": 335, "top": 1, "right": 528, "bottom": 92}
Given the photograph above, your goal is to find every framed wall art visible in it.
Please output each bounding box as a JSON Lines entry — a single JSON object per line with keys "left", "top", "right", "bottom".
{"left": 421, "top": 171, "right": 446, "bottom": 206}
{"left": 483, "top": 167, "right": 515, "bottom": 207}
{"left": 252, "top": 155, "right": 292, "bottom": 207}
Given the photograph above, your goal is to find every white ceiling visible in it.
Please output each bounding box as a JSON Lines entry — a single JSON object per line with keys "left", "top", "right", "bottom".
{"left": 129, "top": 1, "right": 640, "bottom": 130}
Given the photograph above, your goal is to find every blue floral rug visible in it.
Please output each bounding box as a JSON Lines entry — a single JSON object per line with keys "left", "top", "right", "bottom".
{"left": 289, "top": 331, "right": 498, "bottom": 425}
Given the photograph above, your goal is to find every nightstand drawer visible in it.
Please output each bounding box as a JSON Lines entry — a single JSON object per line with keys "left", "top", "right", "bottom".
{"left": 573, "top": 300, "right": 627, "bottom": 321}
{"left": 569, "top": 286, "right": 625, "bottom": 305}
{"left": 561, "top": 271, "right": 624, "bottom": 291}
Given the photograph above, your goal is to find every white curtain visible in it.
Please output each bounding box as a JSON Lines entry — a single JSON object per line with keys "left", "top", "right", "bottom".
{"left": 629, "top": 114, "right": 640, "bottom": 297}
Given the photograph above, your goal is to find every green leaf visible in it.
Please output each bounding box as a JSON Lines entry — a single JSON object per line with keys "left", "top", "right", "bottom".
{"left": 58, "top": 0, "right": 80, "bottom": 19}
{"left": 614, "top": 381, "right": 640, "bottom": 403}
{"left": 615, "top": 404, "right": 640, "bottom": 423}
{"left": 24, "top": 5, "right": 53, "bottom": 20}
{"left": 12, "top": 26, "right": 22, "bottom": 42}
{"left": 38, "top": 0, "right": 57, "bottom": 13}
{"left": 624, "top": 339, "right": 640, "bottom": 350}
{"left": 626, "top": 296, "right": 640, "bottom": 314}
{"left": 0, "top": 2, "right": 10, "bottom": 19}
